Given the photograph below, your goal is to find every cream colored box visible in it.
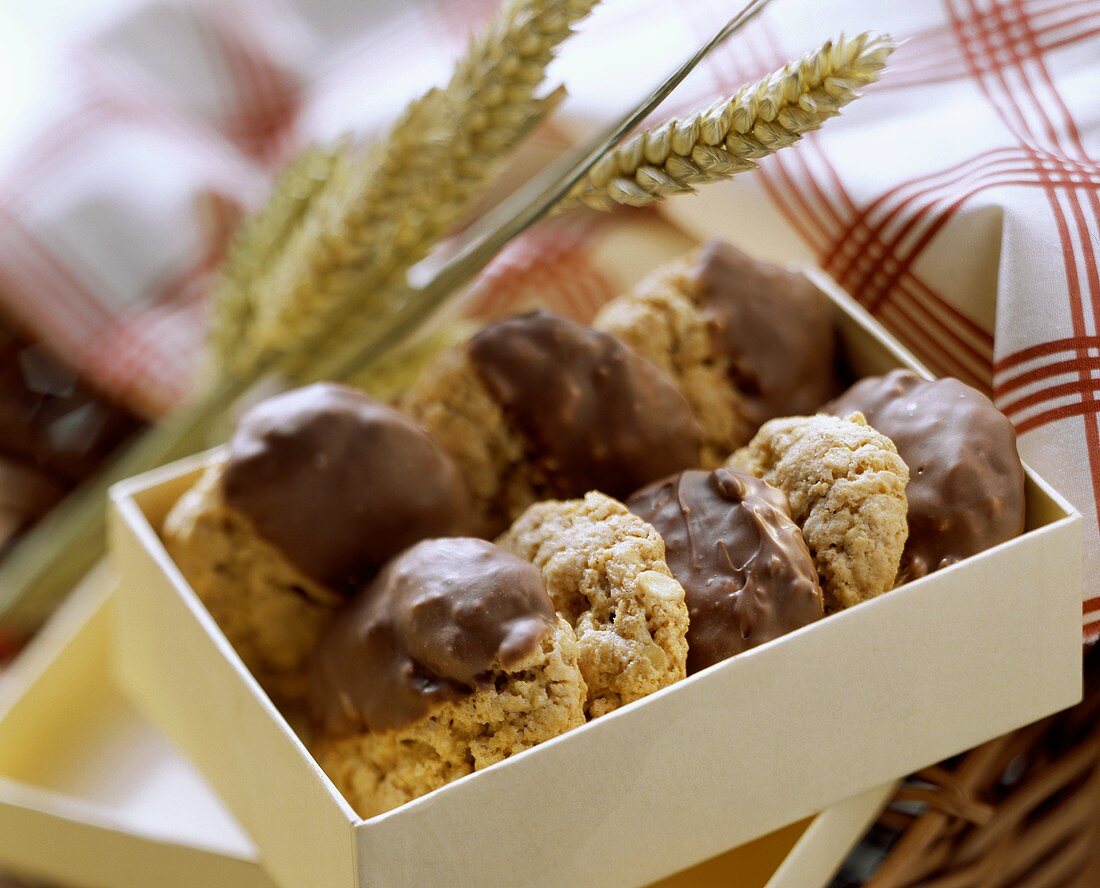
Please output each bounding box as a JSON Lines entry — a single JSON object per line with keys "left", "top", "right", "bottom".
{"left": 108, "top": 269, "right": 1083, "bottom": 888}
{"left": 0, "top": 566, "right": 271, "bottom": 888}
{"left": 0, "top": 564, "right": 889, "bottom": 888}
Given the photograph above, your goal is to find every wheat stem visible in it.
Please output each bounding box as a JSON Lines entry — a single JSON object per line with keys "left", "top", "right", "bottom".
{"left": 563, "top": 32, "right": 895, "bottom": 211}
{"left": 236, "top": 0, "right": 598, "bottom": 376}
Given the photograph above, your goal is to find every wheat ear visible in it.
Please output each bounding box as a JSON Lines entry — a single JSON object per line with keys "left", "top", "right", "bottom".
{"left": 208, "top": 141, "right": 346, "bottom": 374}
{"left": 563, "top": 32, "right": 895, "bottom": 211}
{"left": 239, "top": 0, "right": 598, "bottom": 374}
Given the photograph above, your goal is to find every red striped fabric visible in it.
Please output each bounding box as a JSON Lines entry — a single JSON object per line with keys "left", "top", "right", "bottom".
{"left": 0, "top": 0, "right": 1096, "bottom": 638}
{"left": 459, "top": 215, "right": 618, "bottom": 323}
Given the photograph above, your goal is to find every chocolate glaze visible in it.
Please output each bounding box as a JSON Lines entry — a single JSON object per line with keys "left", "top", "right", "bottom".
{"left": 468, "top": 310, "right": 703, "bottom": 500}
{"left": 222, "top": 383, "right": 471, "bottom": 593}
{"left": 826, "top": 369, "right": 1026, "bottom": 579}
{"left": 690, "top": 240, "right": 838, "bottom": 425}
{"left": 628, "top": 468, "right": 823, "bottom": 673}
{"left": 310, "top": 538, "right": 557, "bottom": 736}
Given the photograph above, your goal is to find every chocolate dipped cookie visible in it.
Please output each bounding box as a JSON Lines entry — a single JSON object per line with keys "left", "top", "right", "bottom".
{"left": 403, "top": 310, "right": 703, "bottom": 534}
{"left": 309, "top": 538, "right": 586, "bottom": 818}
{"left": 595, "top": 240, "right": 839, "bottom": 464}
{"left": 826, "top": 369, "right": 1026, "bottom": 581}
{"left": 163, "top": 383, "right": 472, "bottom": 701}
{"left": 628, "top": 468, "right": 823, "bottom": 673}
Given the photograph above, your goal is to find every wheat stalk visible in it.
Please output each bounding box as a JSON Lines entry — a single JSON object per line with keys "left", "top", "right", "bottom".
{"left": 563, "top": 32, "right": 894, "bottom": 211}
{"left": 236, "top": 0, "right": 598, "bottom": 375}
{"left": 209, "top": 141, "right": 347, "bottom": 376}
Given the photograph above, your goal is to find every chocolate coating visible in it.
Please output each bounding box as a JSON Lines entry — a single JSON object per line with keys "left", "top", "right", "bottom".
{"left": 468, "top": 310, "right": 703, "bottom": 500}
{"left": 222, "top": 383, "right": 471, "bottom": 593}
{"left": 691, "top": 240, "right": 838, "bottom": 425}
{"left": 826, "top": 370, "right": 1026, "bottom": 579}
{"left": 628, "top": 468, "right": 823, "bottom": 673}
{"left": 310, "top": 538, "right": 557, "bottom": 736}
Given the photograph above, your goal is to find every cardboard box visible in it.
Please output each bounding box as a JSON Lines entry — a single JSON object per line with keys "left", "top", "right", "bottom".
{"left": 765, "top": 782, "right": 897, "bottom": 888}
{"left": 108, "top": 268, "right": 1083, "bottom": 888}
{"left": 661, "top": 782, "right": 897, "bottom": 888}
{"left": 0, "top": 563, "right": 887, "bottom": 888}
{"left": 0, "top": 565, "right": 270, "bottom": 888}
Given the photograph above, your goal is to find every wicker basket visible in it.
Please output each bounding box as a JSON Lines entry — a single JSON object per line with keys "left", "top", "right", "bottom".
{"left": 835, "top": 646, "right": 1099, "bottom": 888}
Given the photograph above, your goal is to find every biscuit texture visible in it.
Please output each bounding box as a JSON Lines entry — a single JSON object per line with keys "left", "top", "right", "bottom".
{"left": 401, "top": 347, "right": 545, "bottom": 534}
{"left": 727, "top": 413, "right": 910, "bottom": 610}
{"left": 498, "top": 492, "right": 690, "bottom": 718}
{"left": 627, "top": 468, "right": 823, "bottom": 673}
{"left": 163, "top": 462, "right": 342, "bottom": 702}
{"left": 826, "top": 370, "right": 1025, "bottom": 580}
{"left": 403, "top": 313, "right": 702, "bottom": 533}
{"left": 312, "top": 617, "right": 586, "bottom": 818}
{"left": 594, "top": 257, "right": 753, "bottom": 466}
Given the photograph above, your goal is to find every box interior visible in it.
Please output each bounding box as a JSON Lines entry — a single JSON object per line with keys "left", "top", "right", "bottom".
{"left": 0, "top": 576, "right": 270, "bottom": 888}
{"left": 650, "top": 820, "right": 811, "bottom": 888}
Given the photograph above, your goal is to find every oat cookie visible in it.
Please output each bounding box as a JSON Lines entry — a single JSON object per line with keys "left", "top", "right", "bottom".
{"left": 399, "top": 346, "right": 543, "bottom": 536}
{"left": 498, "top": 491, "right": 690, "bottom": 718}
{"left": 728, "top": 413, "right": 909, "bottom": 610}
{"left": 403, "top": 311, "right": 702, "bottom": 533}
{"left": 164, "top": 383, "right": 472, "bottom": 702}
{"left": 164, "top": 464, "right": 342, "bottom": 702}
{"left": 595, "top": 240, "right": 838, "bottom": 465}
{"left": 310, "top": 538, "right": 586, "bottom": 818}
{"left": 595, "top": 260, "right": 753, "bottom": 467}
{"left": 826, "top": 370, "right": 1025, "bottom": 581}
